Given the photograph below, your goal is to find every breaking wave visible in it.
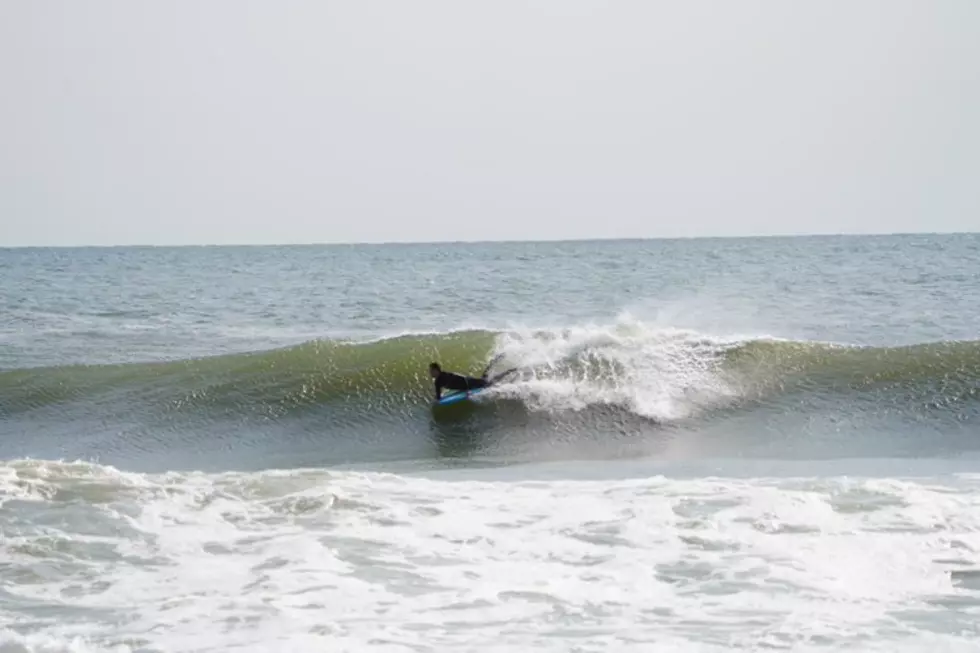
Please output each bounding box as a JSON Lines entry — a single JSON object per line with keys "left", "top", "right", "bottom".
{"left": 2, "top": 320, "right": 979, "bottom": 468}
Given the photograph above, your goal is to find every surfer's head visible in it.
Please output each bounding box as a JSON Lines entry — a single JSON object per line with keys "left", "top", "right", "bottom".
{"left": 429, "top": 362, "right": 441, "bottom": 377}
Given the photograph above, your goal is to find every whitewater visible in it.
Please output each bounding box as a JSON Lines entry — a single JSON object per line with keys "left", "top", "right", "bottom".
{"left": 3, "top": 459, "right": 980, "bottom": 652}
{"left": 2, "top": 236, "right": 980, "bottom": 651}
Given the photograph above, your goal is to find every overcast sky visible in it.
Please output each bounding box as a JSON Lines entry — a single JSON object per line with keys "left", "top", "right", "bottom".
{"left": 1, "top": 1, "right": 978, "bottom": 246}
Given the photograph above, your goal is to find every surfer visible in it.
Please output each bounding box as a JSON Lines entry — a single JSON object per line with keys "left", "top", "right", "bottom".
{"left": 429, "top": 355, "right": 517, "bottom": 401}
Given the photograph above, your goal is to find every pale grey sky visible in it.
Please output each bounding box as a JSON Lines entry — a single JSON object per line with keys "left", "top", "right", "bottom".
{"left": 2, "top": 1, "right": 978, "bottom": 246}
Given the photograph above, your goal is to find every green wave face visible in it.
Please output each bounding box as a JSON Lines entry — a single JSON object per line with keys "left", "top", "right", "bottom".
{"left": 722, "top": 339, "right": 980, "bottom": 404}
{"left": 0, "top": 331, "right": 499, "bottom": 420}
{"left": 3, "top": 330, "right": 980, "bottom": 428}
{"left": 4, "top": 328, "right": 980, "bottom": 470}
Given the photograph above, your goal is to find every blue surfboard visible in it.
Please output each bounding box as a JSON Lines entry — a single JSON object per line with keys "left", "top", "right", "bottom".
{"left": 434, "top": 386, "right": 488, "bottom": 406}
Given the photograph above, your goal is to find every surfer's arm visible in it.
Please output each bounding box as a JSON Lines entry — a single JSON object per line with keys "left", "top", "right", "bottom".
{"left": 490, "top": 367, "right": 519, "bottom": 384}
{"left": 482, "top": 353, "right": 504, "bottom": 378}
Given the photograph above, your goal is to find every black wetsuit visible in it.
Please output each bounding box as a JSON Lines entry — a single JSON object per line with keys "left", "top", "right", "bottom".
{"left": 433, "top": 371, "right": 488, "bottom": 400}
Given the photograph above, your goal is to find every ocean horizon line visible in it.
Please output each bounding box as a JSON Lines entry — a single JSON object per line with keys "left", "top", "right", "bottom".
{"left": 2, "top": 228, "right": 977, "bottom": 250}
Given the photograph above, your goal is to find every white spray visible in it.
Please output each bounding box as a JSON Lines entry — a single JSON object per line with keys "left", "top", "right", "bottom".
{"left": 486, "top": 316, "right": 744, "bottom": 421}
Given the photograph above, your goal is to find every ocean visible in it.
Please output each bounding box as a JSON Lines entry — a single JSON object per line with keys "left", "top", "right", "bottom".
{"left": 2, "top": 233, "right": 979, "bottom": 652}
